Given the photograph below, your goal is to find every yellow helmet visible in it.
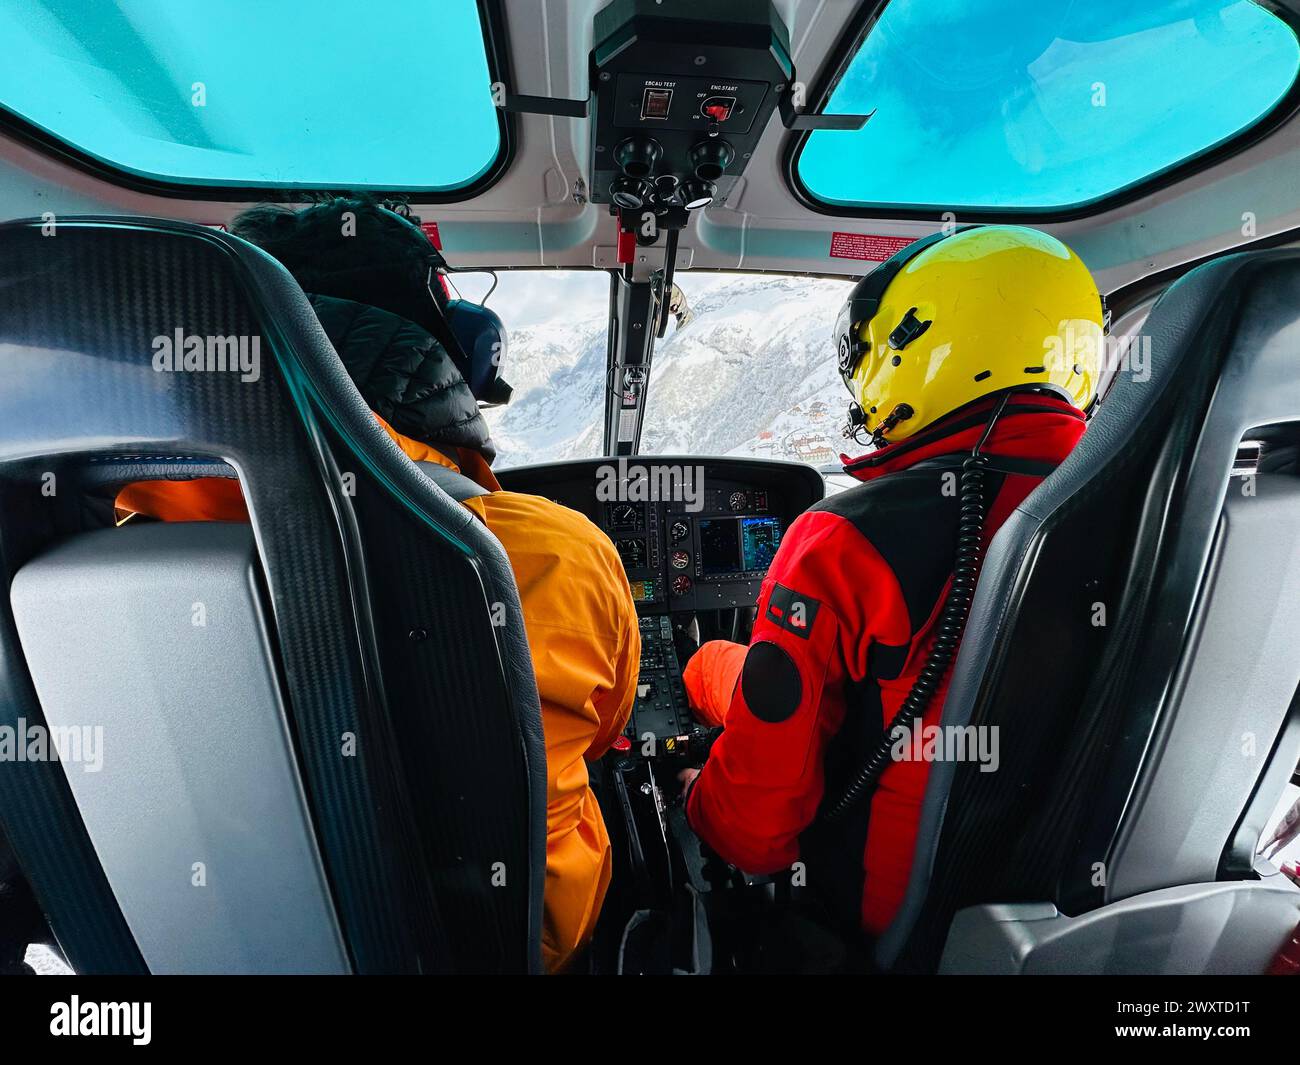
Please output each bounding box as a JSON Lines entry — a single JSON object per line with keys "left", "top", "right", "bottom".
{"left": 834, "top": 225, "right": 1105, "bottom": 445}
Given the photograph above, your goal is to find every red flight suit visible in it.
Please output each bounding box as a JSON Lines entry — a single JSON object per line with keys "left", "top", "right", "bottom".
{"left": 684, "top": 393, "right": 1086, "bottom": 937}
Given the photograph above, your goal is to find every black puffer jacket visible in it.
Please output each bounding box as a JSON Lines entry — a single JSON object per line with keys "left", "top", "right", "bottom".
{"left": 308, "top": 293, "right": 494, "bottom": 460}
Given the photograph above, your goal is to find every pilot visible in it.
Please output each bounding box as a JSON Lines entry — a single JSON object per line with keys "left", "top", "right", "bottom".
{"left": 677, "top": 225, "right": 1105, "bottom": 953}
{"left": 116, "top": 197, "right": 640, "bottom": 973}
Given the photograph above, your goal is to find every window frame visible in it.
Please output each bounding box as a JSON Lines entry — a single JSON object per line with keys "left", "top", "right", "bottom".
{"left": 783, "top": 0, "right": 1300, "bottom": 222}
{"left": 0, "top": 0, "right": 516, "bottom": 203}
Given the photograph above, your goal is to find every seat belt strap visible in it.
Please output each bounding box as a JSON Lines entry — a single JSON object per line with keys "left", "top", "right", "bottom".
{"left": 415, "top": 460, "right": 491, "bottom": 502}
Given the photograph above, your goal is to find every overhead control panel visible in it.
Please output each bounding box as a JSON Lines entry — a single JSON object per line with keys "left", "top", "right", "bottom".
{"left": 588, "top": 0, "right": 794, "bottom": 212}
{"left": 498, "top": 0, "right": 871, "bottom": 220}
{"left": 498, "top": 3, "right": 868, "bottom": 455}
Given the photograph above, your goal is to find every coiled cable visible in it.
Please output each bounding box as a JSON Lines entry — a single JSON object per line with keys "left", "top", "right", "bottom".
{"left": 822, "top": 392, "right": 1011, "bottom": 822}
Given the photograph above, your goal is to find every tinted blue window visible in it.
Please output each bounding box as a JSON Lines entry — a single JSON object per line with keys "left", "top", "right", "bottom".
{"left": 0, "top": 0, "right": 502, "bottom": 191}
{"left": 797, "top": 0, "right": 1299, "bottom": 210}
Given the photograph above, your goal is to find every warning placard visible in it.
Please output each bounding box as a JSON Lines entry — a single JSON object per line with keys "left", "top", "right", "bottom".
{"left": 829, "top": 232, "right": 915, "bottom": 262}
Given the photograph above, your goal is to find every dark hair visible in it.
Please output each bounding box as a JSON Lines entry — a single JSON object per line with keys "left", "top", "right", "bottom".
{"left": 231, "top": 195, "right": 461, "bottom": 361}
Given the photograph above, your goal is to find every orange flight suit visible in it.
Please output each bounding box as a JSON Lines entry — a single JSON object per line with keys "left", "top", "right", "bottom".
{"left": 116, "top": 414, "right": 640, "bottom": 972}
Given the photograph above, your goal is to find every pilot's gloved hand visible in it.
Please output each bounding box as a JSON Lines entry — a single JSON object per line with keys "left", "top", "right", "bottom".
{"left": 683, "top": 639, "right": 748, "bottom": 728}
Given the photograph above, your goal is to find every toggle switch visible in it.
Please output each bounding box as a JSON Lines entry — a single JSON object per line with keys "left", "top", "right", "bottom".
{"left": 701, "top": 95, "right": 736, "bottom": 122}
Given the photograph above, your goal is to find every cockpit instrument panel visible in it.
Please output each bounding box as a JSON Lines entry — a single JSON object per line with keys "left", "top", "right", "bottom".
{"left": 496, "top": 457, "right": 824, "bottom": 616}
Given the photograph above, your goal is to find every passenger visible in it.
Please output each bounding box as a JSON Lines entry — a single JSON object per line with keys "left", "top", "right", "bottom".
{"left": 116, "top": 198, "right": 639, "bottom": 973}
{"left": 677, "top": 225, "right": 1104, "bottom": 949}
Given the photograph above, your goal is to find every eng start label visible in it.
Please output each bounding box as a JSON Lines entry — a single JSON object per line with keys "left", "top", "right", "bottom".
{"left": 829, "top": 231, "right": 915, "bottom": 261}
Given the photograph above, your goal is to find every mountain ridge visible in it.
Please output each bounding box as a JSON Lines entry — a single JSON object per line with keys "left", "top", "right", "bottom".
{"left": 483, "top": 272, "right": 856, "bottom": 469}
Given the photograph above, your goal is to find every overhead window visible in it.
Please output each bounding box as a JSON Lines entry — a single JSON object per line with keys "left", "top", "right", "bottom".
{"left": 794, "top": 0, "right": 1300, "bottom": 211}
{"left": 0, "top": 0, "right": 505, "bottom": 193}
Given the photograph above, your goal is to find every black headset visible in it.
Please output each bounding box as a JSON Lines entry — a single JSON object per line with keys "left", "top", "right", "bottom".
{"left": 382, "top": 205, "right": 514, "bottom": 406}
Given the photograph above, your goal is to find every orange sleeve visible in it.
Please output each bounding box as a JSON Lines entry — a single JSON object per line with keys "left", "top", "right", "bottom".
{"left": 114, "top": 478, "right": 249, "bottom": 523}
{"left": 683, "top": 639, "right": 748, "bottom": 728}
{"left": 686, "top": 511, "right": 895, "bottom": 876}
{"left": 113, "top": 414, "right": 495, "bottom": 525}
{"left": 586, "top": 581, "right": 641, "bottom": 759}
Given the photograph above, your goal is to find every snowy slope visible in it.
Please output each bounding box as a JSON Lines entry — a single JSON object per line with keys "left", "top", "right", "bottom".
{"left": 483, "top": 272, "right": 855, "bottom": 469}
{"left": 481, "top": 309, "right": 609, "bottom": 466}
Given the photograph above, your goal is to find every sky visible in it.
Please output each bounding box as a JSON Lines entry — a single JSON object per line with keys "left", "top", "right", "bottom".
{"left": 446, "top": 269, "right": 611, "bottom": 329}
{"left": 799, "top": 0, "right": 1299, "bottom": 209}
{"left": 0, "top": 0, "right": 501, "bottom": 189}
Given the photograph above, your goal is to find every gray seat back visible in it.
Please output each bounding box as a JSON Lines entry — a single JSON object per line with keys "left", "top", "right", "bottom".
{"left": 879, "top": 248, "right": 1300, "bottom": 972}
{"left": 10, "top": 523, "right": 349, "bottom": 974}
{"left": 0, "top": 217, "right": 547, "bottom": 973}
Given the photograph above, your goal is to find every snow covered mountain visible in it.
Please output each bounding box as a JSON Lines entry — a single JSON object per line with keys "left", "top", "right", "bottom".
{"left": 482, "top": 271, "right": 855, "bottom": 469}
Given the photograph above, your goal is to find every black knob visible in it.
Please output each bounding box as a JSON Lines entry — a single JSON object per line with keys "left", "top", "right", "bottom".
{"left": 688, "top": 139, "right": 735, "bottom": 181}
{"left": 610, "top": 175, "right": 651, "bottom": 209}
{"left": 614, "top": 136, "right": 662, "bottom": 179}
{"left": 680, "top": 178, "right": 716, "bottom": 210}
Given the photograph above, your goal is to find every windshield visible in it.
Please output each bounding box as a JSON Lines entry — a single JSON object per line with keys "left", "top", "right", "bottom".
{"left": 639, "top": 272, "right": 854, "bottom": 468}
{"left": 796, "top": 0, "right": 1300, "bottom": 211}
{"left": 0, "top": 0, "right": 503, "bottom": 191}
{"left": 467, "top": 270, "right": 613, "bottom": 468}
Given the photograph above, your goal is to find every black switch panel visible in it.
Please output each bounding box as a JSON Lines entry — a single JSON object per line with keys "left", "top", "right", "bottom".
{"left": 588, "top": 0, "right": 793, "bottom": 208}
{"left": 615, "top": 73, "right": 769, "bottom": 136}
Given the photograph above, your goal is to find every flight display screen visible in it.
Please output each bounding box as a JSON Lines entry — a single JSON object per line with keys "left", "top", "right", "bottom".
{"left": 699, "top": 519, "right": 740, "bottom": 575}
{"left": 629, "top": 578, "right": 660, "bottom": 602}
{"left": 741, "top": 515, "right": 782, "bottom": 571}
{"left": 700, "top": 516, "right": 781, "bottom": 575}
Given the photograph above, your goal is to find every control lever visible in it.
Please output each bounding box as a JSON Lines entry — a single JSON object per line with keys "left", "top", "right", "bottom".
{"left": 662, "top": 725, "right": 723, "bottom": 766}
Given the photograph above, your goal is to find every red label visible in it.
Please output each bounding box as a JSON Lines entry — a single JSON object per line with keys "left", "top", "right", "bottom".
{"left": 829, "top": 231, "right": 914, "bottom": 262}
{"left": 420, "top": 221, "right": 442, "bottom": 250}
{"left": 617, "top": 227, "right": 637, "bottom": 265}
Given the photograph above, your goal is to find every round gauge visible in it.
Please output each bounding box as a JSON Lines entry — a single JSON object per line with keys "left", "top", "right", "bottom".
{"left": 728, "top": 491, "right": 748, "bottom": 512}
{"left": 672, "top": 574, "right": 693, "bottom": 596}
{"left": 670, "top": 549, "right": 691, "bottom": 571}
{"left": 615, "top": 537, "right": 646, "bottom": 568}
{"left": 670, "top": 520, "right": 690, "bottom": 543}
{"left": 610, "top": 503, "right": 638, "bottom": 528}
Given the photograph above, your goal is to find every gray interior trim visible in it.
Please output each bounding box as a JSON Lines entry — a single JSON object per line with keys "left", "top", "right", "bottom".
{"left": 9, "top": 523, "right": 350, "bottom": 974}
{"left": 940, "top": 880, "right": 1300, "bottom": 975}
{"left": 1110, "top": 477, "right": 1300, "bottom": 899}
